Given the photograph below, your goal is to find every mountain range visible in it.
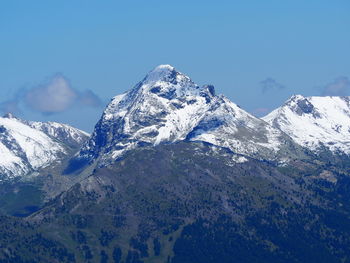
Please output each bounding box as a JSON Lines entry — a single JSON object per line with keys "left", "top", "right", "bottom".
{"left": 3, "top": 65, "right": 350, "bottom": 182}
{"left": 1, "top": 65, "right": 350, "bottom": 262}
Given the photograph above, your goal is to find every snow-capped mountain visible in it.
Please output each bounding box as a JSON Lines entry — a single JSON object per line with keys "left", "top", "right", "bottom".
{"left": 74, "top": 65, "right": 301, "bottom": 168}
{"left": 27, "top": 120, "right": 89, "bottom": 148}
{"left": 0, "top": 113, "right": 89, "bottom": 180}
{"left": 263, "top": 95, "right": 350, "bottom": 154}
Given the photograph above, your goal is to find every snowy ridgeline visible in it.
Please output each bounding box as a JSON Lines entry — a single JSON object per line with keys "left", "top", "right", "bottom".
{"left": 2, "top": 65, "right": 350, "bottom": 180}
{"left": 263, "top": 95, "right": 350, "bottom": 154}
{"left": 0, "top": 114, "right": 89, "bottom": 180}
{"left": 76, "top": 65, "right": 298, "bottom": 167}
{"left": 78, "top": 65, "right": 350, "bottom": 168}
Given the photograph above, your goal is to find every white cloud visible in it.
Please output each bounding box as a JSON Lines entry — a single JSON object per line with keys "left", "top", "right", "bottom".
{"left": 25, "top": 75, "right": 77, "bottom": 114}
{"left": 0, "top": 74, "right": 104, "bottom": 115}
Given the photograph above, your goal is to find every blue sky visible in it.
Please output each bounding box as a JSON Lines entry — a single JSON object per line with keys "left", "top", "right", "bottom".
{"left": 1, "top": 0, "right": 350, "bottom": 131}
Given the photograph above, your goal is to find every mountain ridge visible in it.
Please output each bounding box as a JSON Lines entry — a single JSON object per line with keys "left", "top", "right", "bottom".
{"left": 70, "top": 65, "right": 305, "bottom": 173}
{"left": 0, "top": 113, "right": 89, "bottom": 180}
{"left": 263, "top": 94, "right": 350, "bottom": 155}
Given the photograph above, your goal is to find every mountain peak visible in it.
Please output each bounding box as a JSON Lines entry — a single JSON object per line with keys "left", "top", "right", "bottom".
{"left": 288, "top": 94, "right": 305, "bottom": 101}
{"left": 154, "top": 64, "right": 175, "bottom": 71}
{"left": 2, "top": 112, "right": 18, "bottom": 119}
{"left": 146, "top": 64, "right": 176, "bottom": 79}
{"left": 71, "top": 66, "right": 301, "bottom": 172}
{"left": 264, "top": 95, "right": 350, "bottom": 154}
{"left": 284, "top": 95, "right": 317, "bottom": 116}
{"left": 142, "top": 64, "right": 191, "bottom": 85}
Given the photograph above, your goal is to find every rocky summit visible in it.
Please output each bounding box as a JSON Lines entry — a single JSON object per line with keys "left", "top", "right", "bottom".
{"left": 70, "top": 65, "right": 303, "bottom": 173}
